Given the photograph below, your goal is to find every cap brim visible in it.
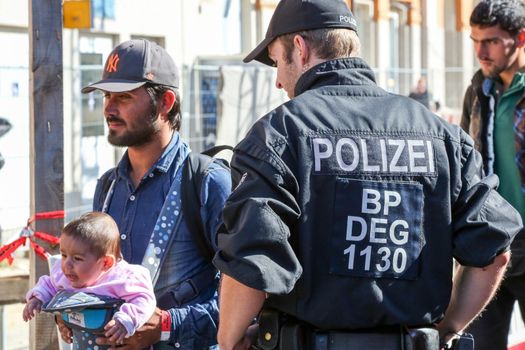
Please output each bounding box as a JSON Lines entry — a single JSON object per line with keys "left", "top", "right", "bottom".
{"left": 81, "top": 79, "right": 148, "bottom": 94}
{"left": 243, "top": 36, "right": 275, "bottom": 66}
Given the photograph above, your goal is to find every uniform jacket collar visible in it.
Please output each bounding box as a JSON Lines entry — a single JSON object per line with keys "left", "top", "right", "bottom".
{"left": 295, "top": 57, "right": 377, "bottom": 97}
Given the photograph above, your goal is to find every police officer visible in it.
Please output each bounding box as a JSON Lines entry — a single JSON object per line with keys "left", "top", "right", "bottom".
{"left": 213, "top": 0, "right": 523, "bottom": 349}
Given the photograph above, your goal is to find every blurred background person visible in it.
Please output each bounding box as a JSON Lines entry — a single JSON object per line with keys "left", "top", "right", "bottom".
{"left": 408, "top": 76, "right": 431, "bottom": 109}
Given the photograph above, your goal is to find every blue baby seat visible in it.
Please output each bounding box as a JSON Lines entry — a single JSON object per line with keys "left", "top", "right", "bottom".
{"left": 43, "top": 290, "right": 123, "bottom": 350}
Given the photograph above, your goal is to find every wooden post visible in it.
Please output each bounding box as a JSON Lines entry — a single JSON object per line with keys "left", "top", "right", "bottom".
{"left": 374, "top": 0, "right": 391, "bottom": 22}
{"left": 456, "top": 0, "right": 474, "bottom": 32}
{"left": 28, "top": 0, "right": 64, "bottom": 349}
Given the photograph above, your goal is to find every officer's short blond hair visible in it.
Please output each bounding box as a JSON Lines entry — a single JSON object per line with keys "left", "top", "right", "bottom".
{"left": 280, "top": 28, "right": 360, "bottom": 64}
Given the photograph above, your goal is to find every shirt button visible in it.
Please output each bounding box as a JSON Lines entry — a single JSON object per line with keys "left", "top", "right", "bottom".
{"left": 121, "top": 234, "right": 127, "bottom": 240}
{"left": 149, "top": 173, "right": 154, "bottom": 178}
{"left": 174, "top": 343, "right": 180, "bottom": 348}
{"left": 130, "top": 195, "right": 136, "bottom": 201}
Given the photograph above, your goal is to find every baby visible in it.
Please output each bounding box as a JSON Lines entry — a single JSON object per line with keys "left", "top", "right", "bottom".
{"left": 23, "top": 211, "right": 156, "bottom": 345}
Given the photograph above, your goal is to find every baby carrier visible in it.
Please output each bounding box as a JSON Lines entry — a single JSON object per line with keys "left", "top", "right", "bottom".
{"left": 43, "top": 290, "right": 123, "bottom": 350}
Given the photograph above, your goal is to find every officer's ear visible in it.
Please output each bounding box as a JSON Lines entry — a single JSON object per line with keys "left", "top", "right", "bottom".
{"left": 293, "top": 34, "right": 310, "bottom": 67}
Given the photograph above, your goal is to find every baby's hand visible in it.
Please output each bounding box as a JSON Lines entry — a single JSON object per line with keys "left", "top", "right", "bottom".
{"left": 23, "top": 297, "right": 43, "bottom": 321}
{"left": 104, "top": 319, "right": 128, "bottom": 344}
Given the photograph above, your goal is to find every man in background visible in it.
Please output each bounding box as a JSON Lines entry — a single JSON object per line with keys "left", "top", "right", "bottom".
{"left": 462, "top": 1, "right": 525, "bottom": 349}
{"left": 408, "top": 76, "right": 431, "bottom": 109}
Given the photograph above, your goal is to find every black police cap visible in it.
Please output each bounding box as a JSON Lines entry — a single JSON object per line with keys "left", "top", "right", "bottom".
{"left": 243, "top": 0, "right": 358, "bottom": 66}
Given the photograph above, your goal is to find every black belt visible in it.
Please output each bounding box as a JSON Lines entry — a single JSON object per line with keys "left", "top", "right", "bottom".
{"left": 255, "top": 309, "right": 439, "bottom": 350}
{"left": 313, "top": 331, "right": 413, "bottom": 350}
{"left": 266, "top": 328, "right": 439, "bottom": 350}
{"left": 156, "top": 267, "right": 217, "bottom": 309}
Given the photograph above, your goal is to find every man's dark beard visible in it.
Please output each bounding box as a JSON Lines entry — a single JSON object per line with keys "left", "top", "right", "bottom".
{"left": 484, "top": 68, "right": 502, "bottom": 81}
{"left": 107, "top": 109, "right": 161, "bottom": 147}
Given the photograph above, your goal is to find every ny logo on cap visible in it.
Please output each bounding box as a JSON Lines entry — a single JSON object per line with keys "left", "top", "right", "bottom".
{"left": 106, "top": 53, "right": 120, "bottom": 73}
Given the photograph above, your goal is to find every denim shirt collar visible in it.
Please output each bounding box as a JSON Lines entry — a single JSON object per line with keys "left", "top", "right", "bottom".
{"left": 115, "top": 132, "right": 185, "bottom": 182}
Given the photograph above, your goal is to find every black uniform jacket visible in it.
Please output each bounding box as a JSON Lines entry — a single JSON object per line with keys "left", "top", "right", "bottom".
{"left": 214, "top": 58, "right": 523, "bottom": 330}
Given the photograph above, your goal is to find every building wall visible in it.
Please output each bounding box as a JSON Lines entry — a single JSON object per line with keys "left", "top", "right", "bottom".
{"left": 0, "top": 30, "right": 29, "bottom": 232}
{"left": 0, "top": 0, "right": 245, "bottom": 236}
{"left": 0, "top": 1, "right": 27, "bottom": 27}
{"left": 0, "top": 0, "right": 480, "bottom": 236}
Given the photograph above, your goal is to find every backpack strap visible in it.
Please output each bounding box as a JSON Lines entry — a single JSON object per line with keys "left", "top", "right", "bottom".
{"left": 142, "top": 164, "right": 186, "bottom": 285}
{"left": 181, "top": 152, "right": 216, "bottom": 262}
{"left": 201, "top": 145, "right": 233, "bottom": 157}
{"left": 97, "top": 168, "right": 116, "bottom": 212}
{"left": 181, "top": 146, "right": 232, "bottom": 261}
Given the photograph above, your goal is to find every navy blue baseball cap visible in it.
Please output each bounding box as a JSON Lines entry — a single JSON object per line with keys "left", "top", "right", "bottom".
{"left": 82, "top": 39, "right": 179, "bottom": 93}
{"left": 244, "top": 0, "right": 358, "bottom": 66}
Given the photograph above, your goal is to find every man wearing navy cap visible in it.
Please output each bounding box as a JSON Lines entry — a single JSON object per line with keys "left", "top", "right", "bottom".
{"left": 65, "top": 39, "right": 231, "bottom": 350}
{"left": 213, "top": 1, "right": 522, "bottom": 349}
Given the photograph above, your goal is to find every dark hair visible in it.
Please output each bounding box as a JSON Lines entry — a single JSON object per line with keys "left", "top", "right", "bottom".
{"left": 470, "top": 0, "right": 525, "bottom": 36}
{"left": 61, "top": 211, "right": 121, "bottom": 260}
{"left": 145, "top": 83, "right": 181, "bottom": 131}
{"left": 280, "top": 28, "right": 360, "bottom": 64}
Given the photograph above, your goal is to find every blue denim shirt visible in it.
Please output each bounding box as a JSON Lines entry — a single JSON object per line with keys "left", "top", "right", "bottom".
{"left": 93, "top": 133, "right": 231, "bottom": 349}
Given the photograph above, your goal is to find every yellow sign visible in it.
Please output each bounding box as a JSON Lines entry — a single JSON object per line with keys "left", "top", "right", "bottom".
{"left": 63, "top": 0, "right": 91, "bottom": 29}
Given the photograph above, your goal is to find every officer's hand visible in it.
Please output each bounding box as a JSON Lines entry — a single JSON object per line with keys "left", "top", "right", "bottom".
{"left": 55, "top": 315, "right": 73, "bottom": 344}
{"left": 437, "top": 330, "right": 457, "bottom": 350}
{"left": 96, "top": 308, "right": 161, "bottom": 350}
{"left": 232, "top": 324, "right": 258, "bottom": 350}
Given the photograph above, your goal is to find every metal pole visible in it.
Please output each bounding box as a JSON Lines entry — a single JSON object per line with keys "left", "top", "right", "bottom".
{"left": 240, "top": 0, "right": 253, "bottom": 53}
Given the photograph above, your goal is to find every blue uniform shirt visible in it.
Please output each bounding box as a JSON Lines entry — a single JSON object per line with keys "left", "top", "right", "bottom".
{"left": 93, "top": 132, "right": 231, "bottom": 349}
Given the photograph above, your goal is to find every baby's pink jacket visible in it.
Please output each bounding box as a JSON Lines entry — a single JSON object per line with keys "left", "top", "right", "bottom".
{"left": 26, "top": 259, "right": 156, "bottom": 337}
